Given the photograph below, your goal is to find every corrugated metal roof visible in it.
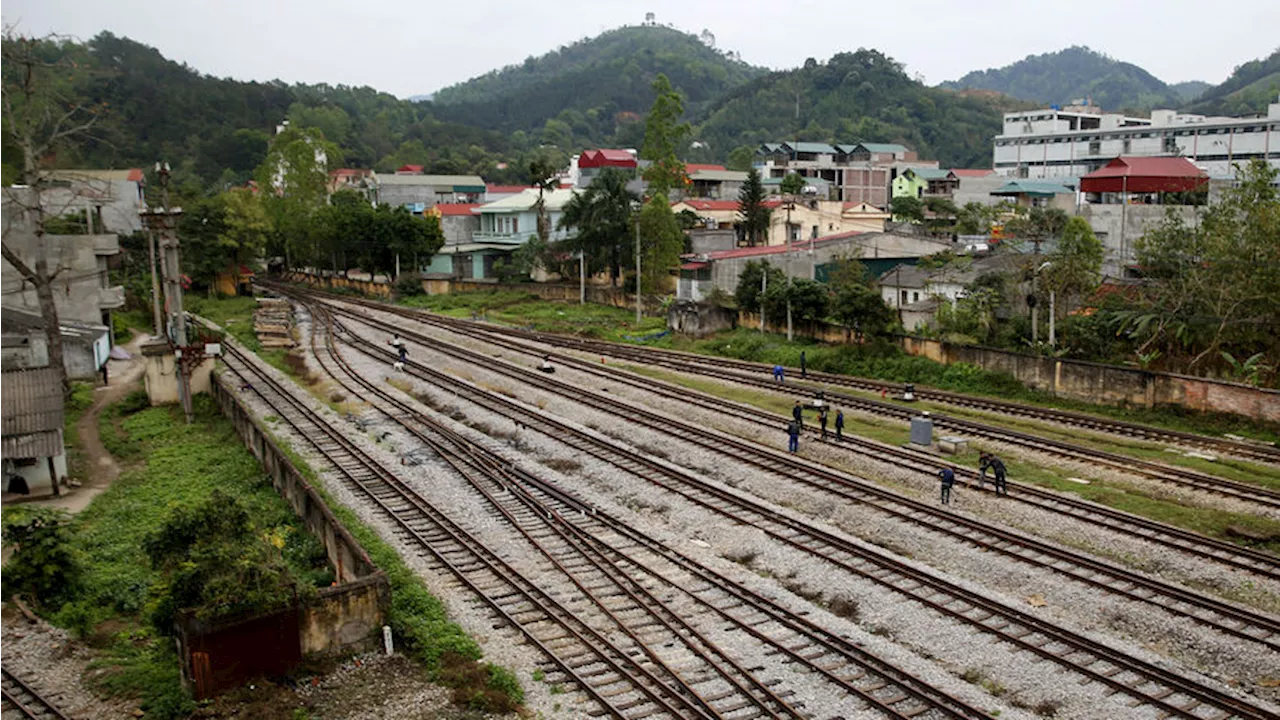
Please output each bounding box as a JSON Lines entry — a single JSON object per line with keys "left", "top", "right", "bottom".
{"left": 857, "top": 143, "right": 908, "bottom": 154}
{"left": 2, "top": 367, "right": 66, "bottom": 442}
{"left": 689, "top": 169, "right": 748, "bottom": 182}
{"left": 2, "top": 428, "right": 64, "bottom": 459}
{"left": 992, "top": 180, "right": 1075, "bottom": 197}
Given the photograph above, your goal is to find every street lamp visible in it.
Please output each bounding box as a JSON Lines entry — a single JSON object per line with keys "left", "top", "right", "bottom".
{"left": 1034, "top": 260, "right": 1056, "bottom": 348}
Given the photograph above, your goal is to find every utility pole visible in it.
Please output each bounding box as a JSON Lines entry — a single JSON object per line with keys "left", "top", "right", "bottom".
{"left": 760, "top": 267, "right": 767, "bottom": 332}
{"left": 785, "top": 198, "right": 794, "bottom": 342}
{"left": 147, "top": 224, "right": 163, "bottom": 337}
{"left": 635, "top": 208, "right": 642, "bottom": 325}
{"left": 579, "top": 251, "right": 586, "bottom": 305}
{"left": 149, "top": 162, "right": 193, "bottom": 424}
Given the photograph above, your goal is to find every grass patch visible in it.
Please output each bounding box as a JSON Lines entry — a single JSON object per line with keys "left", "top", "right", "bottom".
{"left": 46, "top": 396, "right": 334, "bottom": 718}
{"left": 629, "top": 363, "right": 1280, "bottom": 557}
{"left": 186, "top": 295, "right": 262, "bottom": 350}
{"left": 112, "top": 309, "right": 151, "bottom": 343}
{"left": 62, "top": 381, "right": 96, "bottom": 482}
{"left": 400, "top": 290, "right": 666, "bottom": 340}
{"left": 662, "top": 328, "right": 1280, "bottom": 444}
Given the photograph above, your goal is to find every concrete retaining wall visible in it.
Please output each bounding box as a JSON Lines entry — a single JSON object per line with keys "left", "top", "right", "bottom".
{"left": 181, "top": 374, "right": 391, "bottom": 698}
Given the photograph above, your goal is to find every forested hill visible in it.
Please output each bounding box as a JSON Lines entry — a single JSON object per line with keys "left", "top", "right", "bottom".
{"left": 1182, "top": 48, "right": 1280, "bottom": 116}
{"left": 939, "top": 46, "right": 1187, "bottom": 112}
{"left": 4, "top": 32, "right": 521, "bottom": 193}
{"left": 427, "top": 25, "right": 766, "bottom": 145}
{"left": 695, "top": 50, "right": 1032, "bottom": 169}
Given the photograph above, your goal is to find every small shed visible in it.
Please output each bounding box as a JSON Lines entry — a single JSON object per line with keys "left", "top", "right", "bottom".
{"left": 2, "top": 366, "right": 67, "bottom": 497}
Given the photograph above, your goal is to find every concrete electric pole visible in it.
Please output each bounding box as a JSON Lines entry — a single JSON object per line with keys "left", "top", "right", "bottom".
{"left": 143, "top": 162, "right": 193, "bottom": 424}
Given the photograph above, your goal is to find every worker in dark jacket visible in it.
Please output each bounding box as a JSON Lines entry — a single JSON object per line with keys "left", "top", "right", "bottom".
{"left": 792, "top": 400, "right": 803, "bottom": 427}
{"left": 835, "top": 409, "right": 844, "bottom": 441}
{"left": 979, "top": 452, "right": 1008, "bottom": 495}
{"left": 800, "top": 350, "right": 807, "bottom": 378}
{"left": 938, "top": 466, "right": 956, "bottom": 505}
{"left": 819, "top": 408, "right": 829, "bottom": 440}
{"left": 787, "top": 420, "right": 801, "bottom": 453}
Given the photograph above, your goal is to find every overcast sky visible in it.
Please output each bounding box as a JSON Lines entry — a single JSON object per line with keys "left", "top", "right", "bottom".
{"left": 5, "top": 0, "right": 1277, "bottom": 100}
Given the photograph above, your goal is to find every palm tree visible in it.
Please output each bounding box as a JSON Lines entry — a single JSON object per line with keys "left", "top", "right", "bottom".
{"left": 529, "top": 159, "right": 558, "bottom": 245}
{"left": 559, "top": 168, "right": 638, "bottom": 286}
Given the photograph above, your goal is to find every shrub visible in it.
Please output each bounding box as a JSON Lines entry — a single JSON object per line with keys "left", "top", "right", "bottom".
{"left": 2, "top": 507, "right": 81, "bottom": 608}
{"left": 395, "top": 271, "right": 426, "bottom": 297}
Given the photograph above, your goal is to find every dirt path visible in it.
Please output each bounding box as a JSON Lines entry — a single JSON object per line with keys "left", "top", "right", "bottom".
{"left": 37, "top": 332, "right": 148, "bottom": 515}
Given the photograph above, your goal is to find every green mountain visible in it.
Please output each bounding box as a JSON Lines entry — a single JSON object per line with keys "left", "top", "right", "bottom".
{"left": 940, "top": 46, "right": 1185, "bottom": 112}
{"left": 1169, "top": 81, "right": 1210, "bottom": 103}
{"left": 696, "top": 50, "right": 1031, "bottom": 169}
{"left": 1183, "top": 48, "right": 1280, "bottom": 116}
{"left": 1, "top": 32, "right": 541, "bottom": 193}
{"left": 427, "top": 25, "right": 767, "bottom": 146}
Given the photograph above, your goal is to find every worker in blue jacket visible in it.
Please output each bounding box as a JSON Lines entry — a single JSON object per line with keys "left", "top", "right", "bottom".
{"left": 938, "top": 466, "right": 956, "bottom": 505}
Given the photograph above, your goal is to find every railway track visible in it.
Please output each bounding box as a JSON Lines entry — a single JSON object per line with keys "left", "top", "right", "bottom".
{"left": 435, "top": 315, "right": 1280, "bottom": 579}
{"left": 279, "top": 285, "right": 1280, "bottom": 580}
{"left": 304, "top": 303, "right": 991, "bottom": 720}
{"left": 1, "top": 668, "right": 71, "bottom": 720}
{"left": 300, "top": 300, "right": 1278, "bottom": 720}
{"left": 315, "top": 300, "right": 1280, "bottom": 655}
{"left": 221, "top": 342, "right": 737, "bottom": 719}
{"left": 268, "top": 279, "right": 1280, "bottom": 467}
{"left": 359, "top": 298, "right": 1280, "bottom": 511}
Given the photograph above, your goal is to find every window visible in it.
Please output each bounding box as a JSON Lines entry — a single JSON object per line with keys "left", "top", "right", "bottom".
{"left": 900, "top": 290, "right": 908, "bottom": 305}
{"left": 1163, "top": 137, "right": 1178, "bottom": 153}
{"left": 512, "top": 218, "right": 518, "bottom": 234}
{"left": 1122, "top": 139, "right": 1131, "bottom": 153}
{"left": 1089, "top": 141, "right": 1101, "bottom": 155}
{"left": 913, "top": 292, "right": 920, "bottom": 303}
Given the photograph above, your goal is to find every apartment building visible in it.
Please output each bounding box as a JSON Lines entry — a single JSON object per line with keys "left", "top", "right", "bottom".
{"left": 993, "top": 99, "right": 1280, "bottom": 180}
{"left": 754, "top": 141, "right": 937, "bottom": 207}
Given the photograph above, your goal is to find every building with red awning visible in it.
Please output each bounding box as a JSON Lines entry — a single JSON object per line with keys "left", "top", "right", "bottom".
{"left": 1080, "top": 157, "right": 1209, "bottom": 194}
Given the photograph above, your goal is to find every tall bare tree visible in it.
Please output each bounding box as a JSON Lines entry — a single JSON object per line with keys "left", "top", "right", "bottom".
{"left": 2, "top": 30, "right": 102, "bottom": 393}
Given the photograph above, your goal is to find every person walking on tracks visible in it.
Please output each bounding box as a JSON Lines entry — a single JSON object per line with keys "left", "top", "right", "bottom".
{"left": 800, "top": 350, "right": 807, "bottom": 378}
{"left": 787, "top": 420, "right": 801, "bottom": 453}
{"left": 819, "top": 407, "right": 829, "bottom": 440}
{"left": 835, "top": 408, "right": 844, "bottom": 441}
{"left": 979, "top": 452, "right": 1008, "bottom": 496}
{"left": 792, "top": 400, "right": 804, "bottom": 428}
{"left": 938, "top": 466, "right": 957, "bottom": 505}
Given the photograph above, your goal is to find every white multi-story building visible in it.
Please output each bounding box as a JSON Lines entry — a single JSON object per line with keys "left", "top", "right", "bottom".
{"left": 993, "top": 98, "right": 1280, "bottom": 180}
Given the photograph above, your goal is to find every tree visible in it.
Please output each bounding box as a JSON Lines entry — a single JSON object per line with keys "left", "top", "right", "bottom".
{"left": 559, "top": 168, "right": 639, "bottom": 285}
{"left": 1, "top": 507, "right": 80, "bottom": 609}
{"left": 737, "top": 168, "right": 771, "bottom": 247}
{"left": 955, "top": 202, "right": 999, "bottom": 235}
{"left": 1, "top": 31, "right": 104, "bottom": 394}
{"left": 1042, "top": 216, "right": 1102, "bottom": 316}
{"left": 1003, "top": 206, "right": 1068, "bottom": 251}
{"left": 762, "top": 278, "right": 828, "bottom": 325}
{"left": 255, "top": 125, "right": 339, "bottom": 270}
{"left": 637, "top": 196, "right": 684, "bottom": 294}
{"left": 890, "top": 195, "right": 925, "bottom": 224}
{"left": 734, "top": 260, "right": 785, "bottom": 313}
{"left": 1114, "top": 160, "right": 1280, "bottom": 377}
{"left": 640, "top": 74, "right": 690, "bottom": 197}
{"left": 528, "top": 157, "right": 558, "bottom": 246}
{"left": 725, "top": 145, "right": 756, "bottom": 172}
{"left": 779, "top": 172, "right": 805, "bottom": 196}
{"left": 831, "top": 283, "right": 895, "bottom": 340}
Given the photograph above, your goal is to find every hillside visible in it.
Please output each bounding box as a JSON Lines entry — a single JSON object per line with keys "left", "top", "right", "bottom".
{"left": 940, "top": 46, "right": 1185, "bottom": 112}
{"left": 1169, "top": 81, "right": 1210, "bottom": 103}
{"left": 696, "top": 50, "right": 1032, "bottom": 169}
{"left": 426, "top": 25, "right": 766, "bottom": 145}
{"left": 1183, "top": 48, "right": 1280, "bottom": 116}
{"left": 1, "top": 32, "right": 530, "bottom": 193}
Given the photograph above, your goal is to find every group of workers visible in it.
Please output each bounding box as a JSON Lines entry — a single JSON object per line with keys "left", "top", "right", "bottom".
{"left": 937, "top": 452, "right": 1008, "bottom": 504}
{"left": 786, "top": 393, "right": 845, "bottom": 453}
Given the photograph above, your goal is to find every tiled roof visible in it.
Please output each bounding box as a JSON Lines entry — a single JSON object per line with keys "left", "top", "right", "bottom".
{"left": 43, "top": 168, "right": 145, "bottom": 183}
{"left": 992, "top": 180, "right": 1075, "bottom": 196}
{"left": 684, "top": 163, "right": 726, "bottom": 173}
{"left": 433, "top": 203, "right": 481, "bottom": 216}
{"left": 485, "top": 184, "right": 530, "bottom": 193}
{"left": 948, "top": 168, "right": 994, "bottom": 178}
{"left": 904, "top": 167, "right": 951, "bottom": 180}
{"left": 857, "top": 143, "right": 908, "bottom": 154}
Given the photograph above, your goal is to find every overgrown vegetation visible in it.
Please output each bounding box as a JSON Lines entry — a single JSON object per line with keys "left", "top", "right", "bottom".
{"left": 12, "top": 397, "right": 332, "bottom": 717}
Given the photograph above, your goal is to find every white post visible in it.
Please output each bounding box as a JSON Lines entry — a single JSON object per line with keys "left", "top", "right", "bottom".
{"left": 383, "top": 625, "right": 394, "bottom": 655}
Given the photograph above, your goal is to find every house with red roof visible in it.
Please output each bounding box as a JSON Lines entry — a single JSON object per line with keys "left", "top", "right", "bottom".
{"left": 571, "top": 149, "right": 637, "bottom": 187}
{"left": 328, "top": 168, "right": 375, "bottom": 198}
{"left": 396, "top": 164, "right": 425, "bottom": 175}
{"left": 427, "top": 203, "right": 481, "bottom": 246}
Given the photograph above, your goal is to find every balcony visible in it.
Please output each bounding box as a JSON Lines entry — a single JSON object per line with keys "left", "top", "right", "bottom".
{"left": 470, "top": 231, "right": 526, "bottom": 245}
{"left": 98, "top": 285, "right": 125, "bottom": 310}
{"left": 91, "top": 233, "right": 120, "bottom": 255}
